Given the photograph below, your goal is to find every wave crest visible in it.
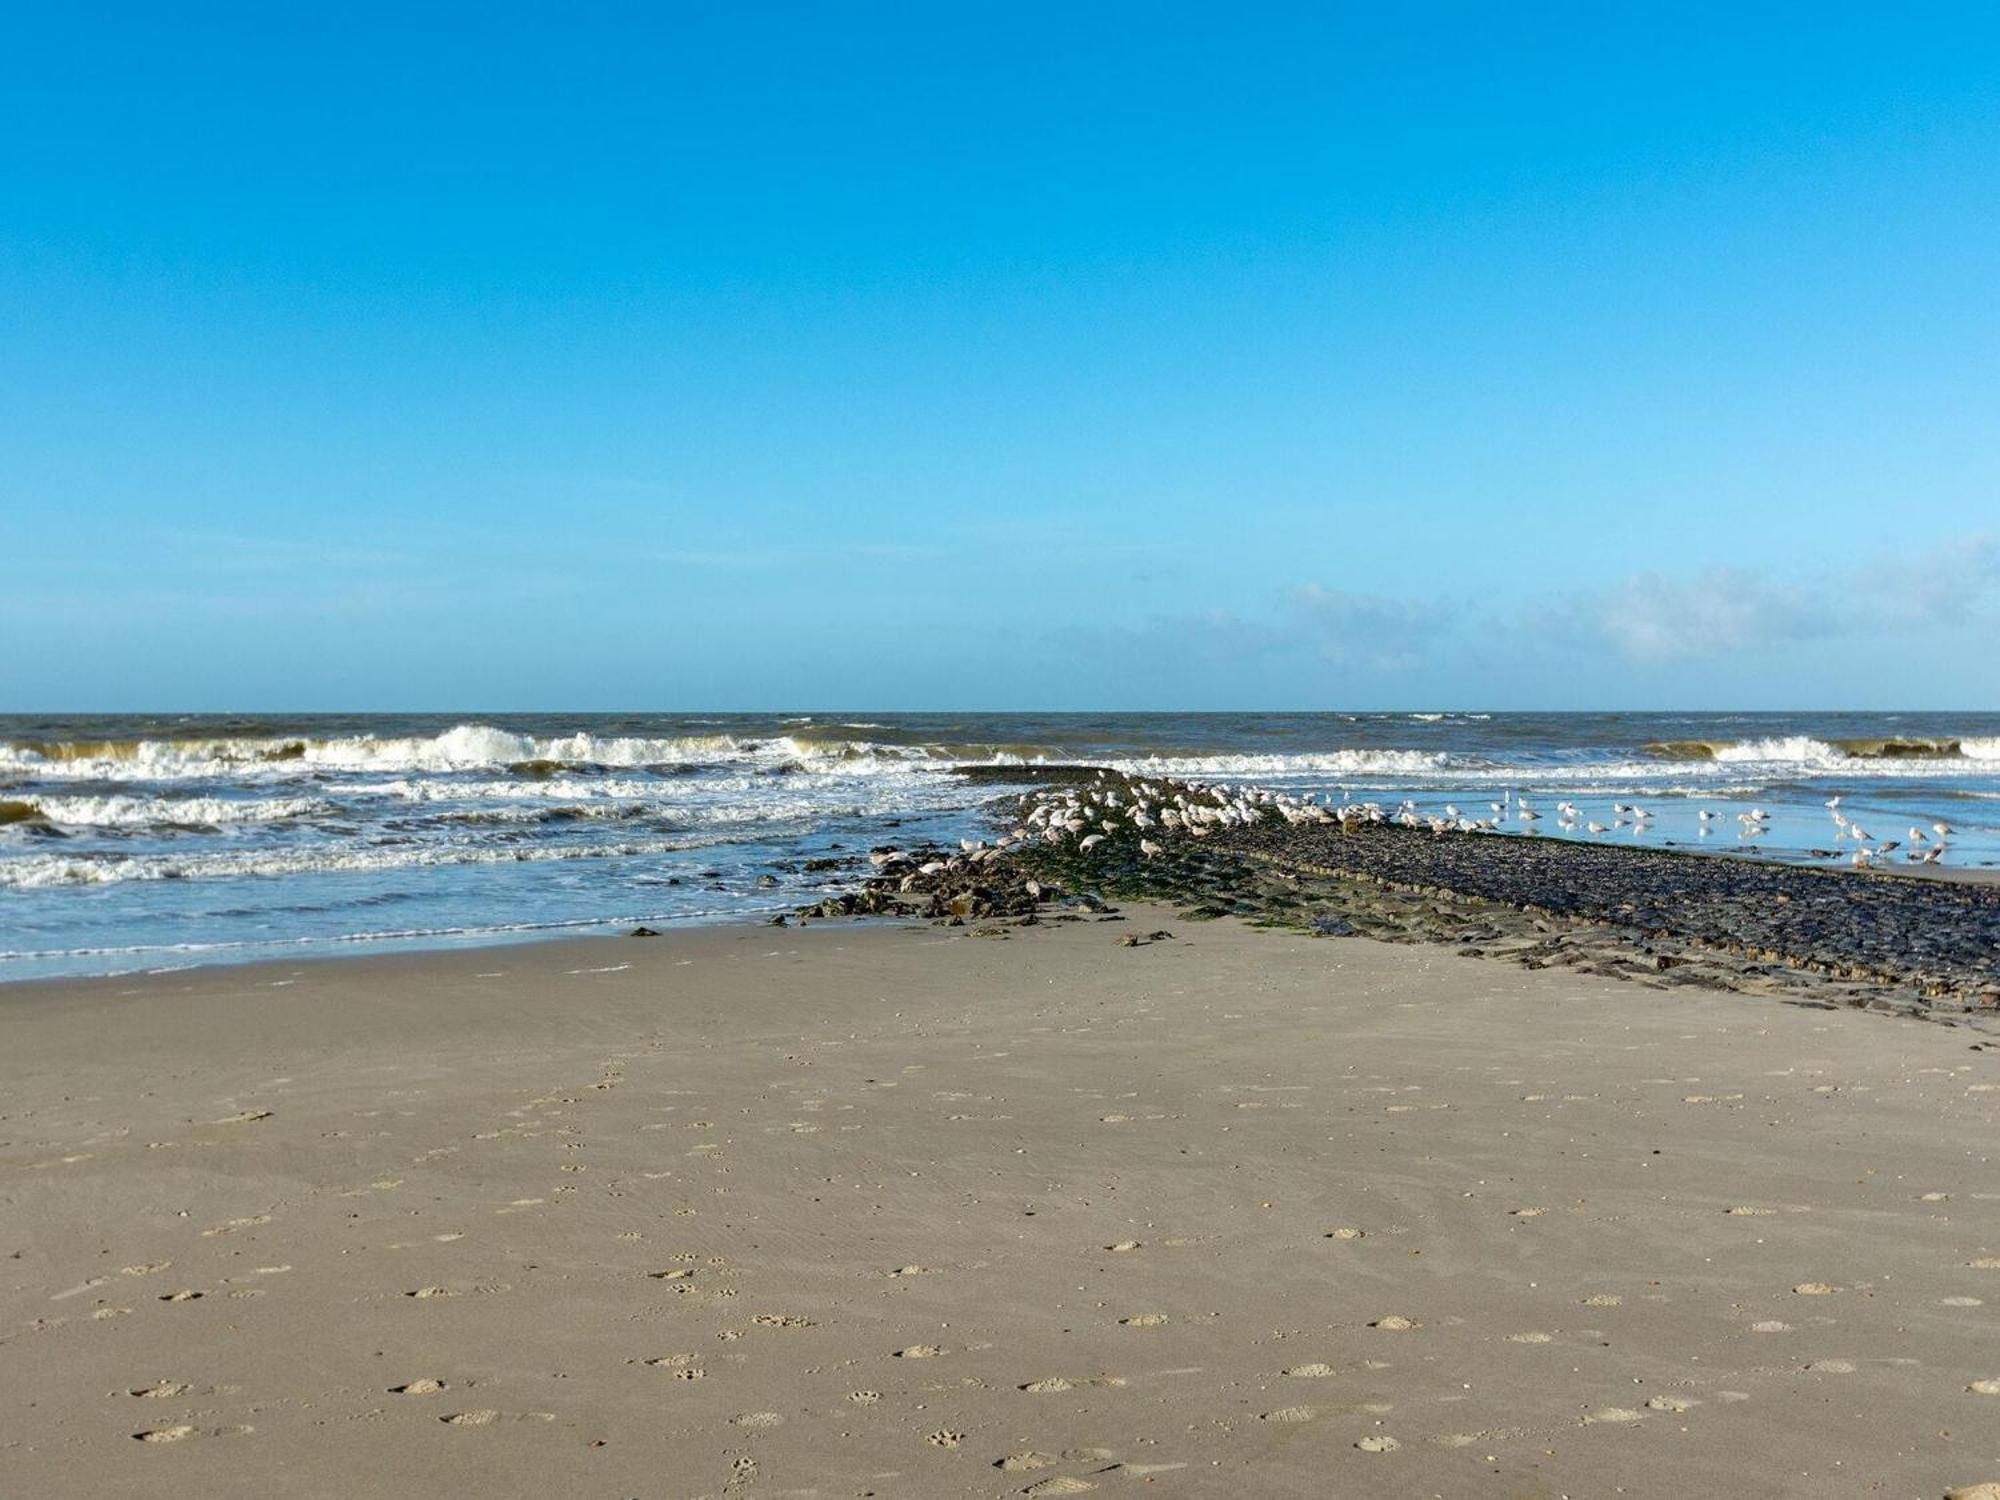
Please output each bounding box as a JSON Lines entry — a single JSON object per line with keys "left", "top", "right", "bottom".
{"left": 1647, "top": 735, "right": 1983, "bottom": 764}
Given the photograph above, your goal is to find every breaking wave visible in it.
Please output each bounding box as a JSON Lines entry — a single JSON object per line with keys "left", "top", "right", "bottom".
{"left": 1648, "top": 735, "right": 2000, "bottom": 764}
{"left": 1107, "top": 749, "right": 1455, "bottom": 778}
{"left": 0, "top": 725, "right": 763, "bottom": 780}
{"left": 9, "top": 793, "right": 337, "bottom": 829}
{"left": 0, "top": 833, "right": 732, "bottom": 890}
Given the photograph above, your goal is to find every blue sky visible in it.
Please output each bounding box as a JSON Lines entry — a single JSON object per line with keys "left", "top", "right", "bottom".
{"left": 3, "top": 3, "right": 1996, "bottom": 710}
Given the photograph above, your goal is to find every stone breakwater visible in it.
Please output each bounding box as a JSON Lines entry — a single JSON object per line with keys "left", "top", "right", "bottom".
{"left": 783, "top": 769, "right": 2000, "bottom": 1025}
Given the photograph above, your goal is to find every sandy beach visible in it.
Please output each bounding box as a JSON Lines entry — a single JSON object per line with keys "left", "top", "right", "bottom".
{"left": 3, "top": 909, "right": 1997, "bottom": 1499}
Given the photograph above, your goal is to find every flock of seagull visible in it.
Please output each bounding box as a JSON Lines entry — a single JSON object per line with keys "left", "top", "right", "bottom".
{"left": 864, "top": 773, "right": 1962, "bottom": 883}
{"left": 1821, "top": 794, "right": 1956, "bottom": 867}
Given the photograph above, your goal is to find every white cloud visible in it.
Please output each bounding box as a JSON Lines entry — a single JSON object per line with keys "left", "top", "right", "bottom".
{"left": 1085, "top": 530, "right": 1999, "bottom": 680}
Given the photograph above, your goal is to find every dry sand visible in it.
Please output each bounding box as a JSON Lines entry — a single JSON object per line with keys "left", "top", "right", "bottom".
{"left": 2, "top": 908, "right": 1997, "bottom": 1498}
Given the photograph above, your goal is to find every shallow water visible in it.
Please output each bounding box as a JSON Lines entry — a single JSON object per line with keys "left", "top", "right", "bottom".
{"left": 2, "top": 711, "right": 1995, "bottom": 980}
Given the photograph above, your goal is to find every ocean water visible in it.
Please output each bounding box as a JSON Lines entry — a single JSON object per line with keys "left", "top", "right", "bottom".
{"left": 2, "top": 712, "right": 1997, "bottom": 981}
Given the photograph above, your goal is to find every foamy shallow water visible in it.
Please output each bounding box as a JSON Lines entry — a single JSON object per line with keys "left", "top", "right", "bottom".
{"left": 3, "top": 711, "right": 1997, "bottom": 980}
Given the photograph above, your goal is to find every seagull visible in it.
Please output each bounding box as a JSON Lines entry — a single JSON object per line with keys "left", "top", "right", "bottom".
{"left": 1933, "top": 821, "right": 1955, "bottom": 838}
{"left": 1586, "top": 821, "right": 1610, "bottom": 834}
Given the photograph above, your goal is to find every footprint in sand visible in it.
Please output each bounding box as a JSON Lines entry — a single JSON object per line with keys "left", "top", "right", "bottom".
{"left": 129, "top": 1381, "right": 190, "bottom": 1399}
{"left": 133, "top": 1425, "right": 197, "bottom": 1443}
{"left": 202, "top": 1216, "right": 272, "bottom": 1238}
{"left": 1325, "top": 1227, "right": 1365, "bottom": 1240}
{"left": 1022, "top": 1375, "right": 1125, "bottom": 1393}
{"left": 1507, "top": 1332, "right": 1554, "bottom": 1344}
{"left": 1104, "top": 1240, "right": 1141, "bottom": 1253}
{"left": 729, "top": 1411, "right": 784, "bottom": 1428}
{"left": 848, "top": 1391, "right": 881, "bottom": 1405}
{"left": 391, "top": 1379, "right": 447, "bottom": 1395}
{"left": 1370, "top": 1315, "right": 1417, "bottom": 1330}
{"left": 1581, "top": 1294, "right": 1622, "bottom": 1308}
{"left": 159, "top": 1290, "right": 204, "bottom": 1303}
{"left": 1646, "top": 1395, "right": 1698, "bottom": 1412}
{"left": 998, "top": 1452, "right": 1058, "bottom": 1471}
{"left": 1354, "top": 1435, "right": 1401, "bottom": 1452}
{"left": 440, "top": 1410, "right": 554, "bottom": 1427}
{"left": 895, "top": 1345, "right": 946, "bottom": 1359}
{"left": 1260, "top": 1406, "right": 1315, "bottom": 1422}
{"left": 1584, "top": 1407, "right": 1644, "bottom": 1424}
{"left": 1022, "top": 1481, "right": 1096, "bottom": 1497}
{"left": 926, "top": 1429, "right": 965, "bottom": 1448}
{"left": 1968, "top": 1380, "right": 2000, "bottom": 1395}
{"left": 1792, "top": 1282, "right": 1839, "bottom": 1295}
{"left": 1119, "top": 1314, "right": 1168, "bottom": 1327}
{"left": 1806, "top": 1358, "right": 1856, "bottom": 1374}
{"left": 1283, "top": 1363, "right": 1335, "bottom": 1378}
{"left": 1751, "top": 1321, "right": 1790, "bottom": 1333}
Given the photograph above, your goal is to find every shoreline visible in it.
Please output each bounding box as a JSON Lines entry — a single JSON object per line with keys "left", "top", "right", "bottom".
{"left": 4, "top": 902, "right": 1998, "bottom": 1496}
{"left": 9, "top": 763, "right": 1998, "bottom": 993}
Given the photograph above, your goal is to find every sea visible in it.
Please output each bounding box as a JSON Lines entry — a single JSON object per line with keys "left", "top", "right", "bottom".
{"left": 3, "top": 712, "right": 1997, "bottom": 982}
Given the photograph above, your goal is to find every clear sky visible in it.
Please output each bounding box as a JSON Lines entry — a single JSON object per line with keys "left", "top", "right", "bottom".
{"left": 4, "top": 3, "right": 1996, "bottom": 711}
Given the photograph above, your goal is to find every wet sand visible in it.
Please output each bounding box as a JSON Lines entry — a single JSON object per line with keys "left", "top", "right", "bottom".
{"left": 3, "top": 910, "right": 1998, "bottom": 1498}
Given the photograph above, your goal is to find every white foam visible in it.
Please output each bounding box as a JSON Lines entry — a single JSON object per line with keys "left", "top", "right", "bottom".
{"left": 0, "top": 725, "right": 765, "bottom": 781}
{"left": 0, "top": 724, "right": 1008, "bottom": 783}
{"left": 1709, "top": 735, "right": 1848, "bottom": 765}
{"left": 0, "top": 833, "right": 735, "bottom": 890}
{"left": 18, "top": 794, "right": 335, "bottom": 828}
{"left": 1109, "top": 749, "right": 1455, "bottom": 778}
